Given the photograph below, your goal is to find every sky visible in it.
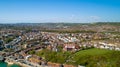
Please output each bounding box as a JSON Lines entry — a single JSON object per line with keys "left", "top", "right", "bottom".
{"left": 0, "top": 0, "right": 120, "bottom": 23}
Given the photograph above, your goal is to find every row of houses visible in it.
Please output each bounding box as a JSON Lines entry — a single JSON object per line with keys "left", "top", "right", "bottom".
{"left": 57, "top": 35, "right": 79, "bottom": 43}
{"left": 4, "top": 36, "right": 22, "bottom": 51}
{"left": 96, "top": 42, "right": 120, "bottom": 51}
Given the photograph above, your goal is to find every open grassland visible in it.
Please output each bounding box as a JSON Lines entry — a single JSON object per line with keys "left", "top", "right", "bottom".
{"left": 74, "top": 48, "right": 113, "bottom": 56}
{"left": 68, "top": 48, "right": 120, "bottom": 67}
{"left": 34, "top": 48, "right": 120, "bottom": 67}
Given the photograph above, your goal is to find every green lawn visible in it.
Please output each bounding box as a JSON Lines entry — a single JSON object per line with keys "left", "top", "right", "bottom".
{"left": 67, "top": 48, "right": 120, "bottom": 67}
{"left": 74, "top": 48, "right": 113, "bottom": 56}
{"left": 36, "top": 48, "right": 120, "bottom": 67}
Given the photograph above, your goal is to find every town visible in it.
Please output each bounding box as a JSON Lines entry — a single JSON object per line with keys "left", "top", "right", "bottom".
{"left": 0, "top": 23, "right": 120, "bottom": 67}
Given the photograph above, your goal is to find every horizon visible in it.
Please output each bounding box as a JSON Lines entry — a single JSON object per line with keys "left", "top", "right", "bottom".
{"left": 0, "top": 0, "right": 120, "bottom": 23}
{"left": 0, "top": 22, "right": 120, "bottom": 24}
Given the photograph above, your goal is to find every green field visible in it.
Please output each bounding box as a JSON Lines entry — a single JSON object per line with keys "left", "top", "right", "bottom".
{"left": 35, "top": 48, "right": 120, "bottom": 67}
{"left": 67, "top": 48, "right": 120, "bottom": 67}
{"left": 73, "top": 48, "right": 113, "bottom": 56}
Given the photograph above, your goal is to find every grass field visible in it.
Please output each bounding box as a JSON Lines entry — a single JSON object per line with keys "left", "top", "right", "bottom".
{"left": 36, "top": 48, "right": 120, "bottom": 67}
{"left": 74, "top": 48, "right": 114, "bottom": 56}
{"left": 67, "top": 48, "right": 120, "bottom": 67}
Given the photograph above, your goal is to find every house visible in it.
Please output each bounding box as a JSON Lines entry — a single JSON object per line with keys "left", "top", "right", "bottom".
{"left": 4, "top": 44, "right": 12, "bottom": 49}
{"left": 47, "top": 62, "right": 61, "bottom": 67}
{"left": 47, "top": 62, "right": 75, "bottom": 67}
{"left": 115, "top": 47, "right": 120, "bottom": 51}
{"left": 63, "top": 43, "right": 80, "bottom": 52}
{"left": 0, "top": 56, "right": 5, "bottom": 62}
{"left": 64, "top": 64, "right": 75, "bottom": 67}
{"left": 0, "top": 40, "right": 4, "bottom": 50}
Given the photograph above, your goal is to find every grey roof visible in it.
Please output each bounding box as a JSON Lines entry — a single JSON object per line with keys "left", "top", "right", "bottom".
{"left": 0, "top": 56, "right": 4, "bottom": 61}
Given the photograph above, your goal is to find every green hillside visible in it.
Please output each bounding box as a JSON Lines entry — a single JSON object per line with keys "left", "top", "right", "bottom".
{"left": 36, "top": 48, "right": 120, "bottom": 67}
{"left": 67, "top": 48, "right": 120, "bottom": 67}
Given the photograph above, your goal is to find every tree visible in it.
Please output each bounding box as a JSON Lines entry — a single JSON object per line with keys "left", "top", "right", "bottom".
{"left": 28, "top": 50, "right": 35, "bottom": 54}
{"left": 5, "top": 37, "right": 13, "bottom": 43}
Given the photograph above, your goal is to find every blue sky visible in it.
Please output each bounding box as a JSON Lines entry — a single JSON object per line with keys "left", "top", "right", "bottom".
{"left": 0, "top": 0, "right": 120, "bottom": 23}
